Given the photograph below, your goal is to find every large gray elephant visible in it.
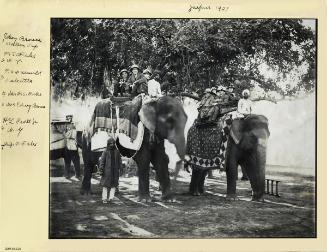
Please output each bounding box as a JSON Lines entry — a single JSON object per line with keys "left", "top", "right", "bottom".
{"left": 80, "top": 96, "right": 187, "bottom": 201}
{"left": 186, "top": 114, "right": 269, "bottom": 201}
{"left": 225, "top": 115, "right": 269, "bottom": 201}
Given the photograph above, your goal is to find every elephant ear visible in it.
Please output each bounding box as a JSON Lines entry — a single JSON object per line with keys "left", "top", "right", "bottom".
{"left": 138, "top": 101, "right": 157, "bottom": 133}
{"left": 230, "top": 119, "right": 244, "bottom": 144}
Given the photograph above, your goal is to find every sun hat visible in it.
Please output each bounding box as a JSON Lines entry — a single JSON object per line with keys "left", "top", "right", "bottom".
{"left": 120, "top": 69, "right": 129, "bottom": 75}
{"left": 130, "top": 64, "right": 141, "bottom": 71}
{"left": 242, "top": 89, "right": 250, "bottom": 96}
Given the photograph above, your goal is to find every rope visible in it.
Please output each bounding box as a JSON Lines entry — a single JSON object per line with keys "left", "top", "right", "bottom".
{"left": 110, "top": 102, "right": 114, "bottom": 138}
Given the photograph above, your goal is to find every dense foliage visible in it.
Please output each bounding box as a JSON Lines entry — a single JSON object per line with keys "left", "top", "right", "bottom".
{"left": 51, "top": 18, "right": 315, "bottom": 98}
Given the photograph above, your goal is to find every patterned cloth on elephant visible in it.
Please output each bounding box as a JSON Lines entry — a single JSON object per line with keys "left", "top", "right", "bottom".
{"left": 186, "top": 118, "right": 225, "bottom": 170}
{"left": 91, "top": 95, "right": 142, "bottom": 139}
{"left": 89, "top": 95, "right": 144, "bottom": 152}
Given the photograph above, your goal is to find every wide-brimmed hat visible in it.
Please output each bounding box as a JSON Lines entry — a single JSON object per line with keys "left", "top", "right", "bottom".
{"left": 205, "top": 88, "right": 211, "bottom": 93}
{"left": 143, "top": 69, "right": 152, "bottom": 75}
{"left": 210, "top": 86, "right": 218, "bottom": 94}
{"left": 130, "top": 64, "right": 141, "bottom": 71}
{"left": 120, "top": 69, "right": 129, "bottom": 75}
{"left": 242, "top": 89, "right": 250, "bottom": 96}
{"left": 66, "top": 115, "right": 73, "bottom": 122}
{"left": 217, "top": 85, "right": 227, "bottom": 92}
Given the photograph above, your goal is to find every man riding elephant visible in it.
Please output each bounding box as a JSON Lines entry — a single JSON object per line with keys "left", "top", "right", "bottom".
{"left": 127, "top": 64, "right": 148, "bottom": 97}
{"left": 186, "top": 88, "right": 269, "bottom": 201}
{"left": 80, "top": 95, "right": 187, "bottom": 202}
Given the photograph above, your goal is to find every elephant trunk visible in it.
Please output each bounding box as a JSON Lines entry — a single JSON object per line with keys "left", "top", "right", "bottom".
{"left": 167, "top": 133, "right": 186, "bottom": 161}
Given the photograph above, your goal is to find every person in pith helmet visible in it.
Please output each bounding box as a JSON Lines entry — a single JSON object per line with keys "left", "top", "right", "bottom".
{"left": 127, "top": 64, "right": 148, "bottom": 97}
{"left": 63, "top": 115, "right": 81, "bottom": 180}
{"left": 114, "top": 68, "right": 129, "bottom": 96}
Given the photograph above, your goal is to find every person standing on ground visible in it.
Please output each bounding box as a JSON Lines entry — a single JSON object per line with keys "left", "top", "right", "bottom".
{"left": 64, "top": 115, "right": 81, "bottom": 180}
{"left": 99, "top": 138, "right": 122, "bottom": 204}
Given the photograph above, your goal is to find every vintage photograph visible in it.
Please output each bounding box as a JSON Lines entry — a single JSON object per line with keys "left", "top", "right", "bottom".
{"left": 50, "top": 18, "right": 316, "bottom": 238}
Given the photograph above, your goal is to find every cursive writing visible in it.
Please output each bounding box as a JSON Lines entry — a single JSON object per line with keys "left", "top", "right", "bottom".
{"left": 189, "top": 4, "right": 211, "bottom": 12}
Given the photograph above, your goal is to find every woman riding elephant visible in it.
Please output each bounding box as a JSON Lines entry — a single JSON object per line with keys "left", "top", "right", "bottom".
{"left": 80, "top": 95, "right": 187, "bottom": 202}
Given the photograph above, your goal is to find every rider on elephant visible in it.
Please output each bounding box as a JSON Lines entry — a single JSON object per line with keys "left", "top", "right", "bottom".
{"left": 128, "top": 64, "right": 148, "bottom": 97}
{"left": 114, "top": 69, "right": 130, "bottom": 97}
{"left": 237, "top": 89, "right": 253, "bottom": 116}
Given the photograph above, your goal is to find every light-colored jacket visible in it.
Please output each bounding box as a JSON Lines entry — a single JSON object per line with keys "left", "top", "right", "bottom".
{"left": 237, "top": 98, "right": 252, "bottom": 115}
{"left": 147, "top": 79, "right": 162, "bottom": 97}
{"left": 64, "top": 124, "right": 78, "bottom": 150}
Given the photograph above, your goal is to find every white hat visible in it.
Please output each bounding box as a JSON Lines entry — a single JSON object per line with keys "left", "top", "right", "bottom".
{"left": 217, "top": 85, "right": 226, "bottom": 91}
{"left": 242, "top": 89, "right": 250, "bottom": 96}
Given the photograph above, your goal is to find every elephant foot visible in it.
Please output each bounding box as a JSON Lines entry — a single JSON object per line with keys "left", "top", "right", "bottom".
{"left": 160, "top": 190, "right": 176, "bottom": 202}
{"left": 137, "top": 195, "right": 151, "bottom": 203}
{"left": 225, "top": 194, "right": 238, "bottom": 201}
{"left": 163, "top": 198, "right": 176, "bottom": 203}
{"left": 80, "top": 189, "right": 92, "bottom": 196}
{"left": 251, "top": 196, "right": 265, "bottom": 202}
{"left": 161, "top": 195, "right": 176, "bottom": 203}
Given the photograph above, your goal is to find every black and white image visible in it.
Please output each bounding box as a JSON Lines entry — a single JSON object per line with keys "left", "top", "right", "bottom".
{"left": 50, "top": 18, "right": 316, "bottom": 238}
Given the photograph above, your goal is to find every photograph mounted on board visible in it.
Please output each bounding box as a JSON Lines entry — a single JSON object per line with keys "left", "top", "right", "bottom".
{"left": 49, "top": 18, "right": 316, "bottom": 238}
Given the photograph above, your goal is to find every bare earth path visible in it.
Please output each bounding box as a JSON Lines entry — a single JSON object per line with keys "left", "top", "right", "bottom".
{"left": 49, "top": 164, "right": 315, "bottom": 238}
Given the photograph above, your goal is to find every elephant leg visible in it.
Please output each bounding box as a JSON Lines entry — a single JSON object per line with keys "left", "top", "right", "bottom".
{"left": 240, "top": 165, "right": 248, "bottom": 181}
{"left": 151, "top": 141, "right": 172, "bottom": 200}
{"left": 198, "top": 169, "right": 208, "bottom": 194}
{"left": 64, "top": 149, "right": 72, "bottom": 179}
{"left": 225, "top": 141, "right": 239, "bottom": 198}
{"left": 243, "top": 148, "right": 266, "bottom": 201}
{"left": 81, "top": 161, "right": 92, "bottom": 194}
{"left": 134, "top": 153, "right": 151, "bottom": 200}
{"left": 189, "top": 167, "right": 200, "bottom": 195}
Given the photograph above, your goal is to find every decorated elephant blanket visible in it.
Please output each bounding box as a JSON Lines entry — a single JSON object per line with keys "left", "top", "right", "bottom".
{"left": 92, "top": 95, "right": 142, "bottom": 139}
{"left": 186, "top": 118, "right": 225, "bottom": 170}
{"left": 89, "top": 96, "right": 144, "bottom": 152}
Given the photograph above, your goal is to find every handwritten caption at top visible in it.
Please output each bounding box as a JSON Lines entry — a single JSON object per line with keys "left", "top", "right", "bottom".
{"left": 188, "top": 5, "right": 229, "bottom": 13}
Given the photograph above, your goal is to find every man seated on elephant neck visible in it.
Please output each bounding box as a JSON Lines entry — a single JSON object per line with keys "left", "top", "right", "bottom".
{"left": 237, "top": 89, "right": 252, "bottom": 117}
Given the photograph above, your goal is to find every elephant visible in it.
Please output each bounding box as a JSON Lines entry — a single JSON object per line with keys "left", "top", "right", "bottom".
{"left": 186, "top": 114, "right": 269, "bottom": 201}
{"left": 225, "top": 114, "right": 269, "bottom": 201}
{"left": 80, "top": 96, "right": 187, "bottom": 201}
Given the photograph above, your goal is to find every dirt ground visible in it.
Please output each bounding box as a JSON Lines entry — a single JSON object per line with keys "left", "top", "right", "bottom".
{"left": 49, "top": 163, "right": 315, "bottom": 238}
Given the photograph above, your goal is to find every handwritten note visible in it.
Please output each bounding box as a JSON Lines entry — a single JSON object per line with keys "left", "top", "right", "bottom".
{"left": 188, "top": 4, "right": 230, "bottom": 13}
{"left": 1, "top": 32, "right": 45, "bottom": 150}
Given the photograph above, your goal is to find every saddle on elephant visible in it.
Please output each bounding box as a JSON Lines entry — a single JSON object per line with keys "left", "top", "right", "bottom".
{"left": 197, "top": 92, "right": 238, "bottom": 127}
{"left": 89, "top": 95, "right": 144, "bottom": 153}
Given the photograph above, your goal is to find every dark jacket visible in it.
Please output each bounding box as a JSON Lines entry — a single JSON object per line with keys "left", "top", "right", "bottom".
{"left": 128, "top": 73, "right": 147, "bottom": 96}
{"left": 99, "top": 148, "right": 122, "bottom": 187}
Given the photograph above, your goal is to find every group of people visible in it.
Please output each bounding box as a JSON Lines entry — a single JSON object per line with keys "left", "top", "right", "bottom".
{"left": 198, "top": 84, "right": 253, "bottom": 124}
{"left": 61, "top": 64, "right": 254, "bottom": 204}
{"left": 102, "top": 64, "right": 163, "bottom": 99}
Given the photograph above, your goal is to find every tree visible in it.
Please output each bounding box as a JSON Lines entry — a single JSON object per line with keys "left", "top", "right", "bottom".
{"left": 50, "top": 18, "right": 315, "bottom": 97}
